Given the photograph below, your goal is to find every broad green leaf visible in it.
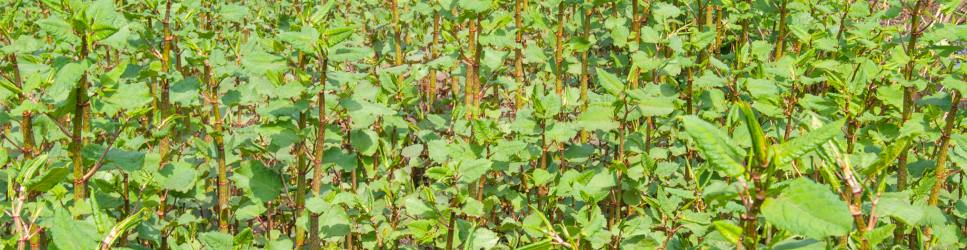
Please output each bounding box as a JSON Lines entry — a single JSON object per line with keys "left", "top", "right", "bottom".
{"left": 161, "top": 161, "right": 197, "bottom": 192}
{"left": 866, "top": 224, "right": 895, "bottom": 247}
{"left": 236, "top": 203, "right": 267, "bottom": 221}
{"left": 771, "top": 239, "right": 824, "bottom": 250}
{"left": 242, "top": 46, "right": 286, "bottom": 76}
{"left": 545, "top": 122, "right": 577, "bottom": 143}
{"left": 682, "top": 116, "right": 744, "bottom": 177}
{"left": 459, "top": 0, "right": 491, "bottom": 13}
{"left": 171, "top": 77, "right": 202, "bottom": 106}
{"left": 941, "top": 76, "right": 966, "bottom": 94}
{"left": 575, "top": 104, "right": 618, "bottom": 131}
{"left": 534, "top": 92, "right": 562, "bottom": 118}
{"left": 18, "top": 154, "right": 48, "bottom": 183}
{"left": 458, "top": 158, "right": 492, "bottom": 184}
{"left": 219, "top": 4, "right": 249, "bottom": 22}
{"left": 305, "top": 196, "right": 329, "bottom": 214}
{"left": 279, "top": 28, "right": 319, "bottom": 53}
{"left": 611, "top": 25, "right": 630, "bottom": 48}
{"left": 200, "top": 231, "right": 233, "bottom": 250}
{"left": 238, "top": 161, "right": 282, "bottom": 203}
{"left": 107, "top": 82, "right": 152, "bottom": 111}
{"left": 85, "top": 0, "right": 120, "bottom": 41}
{"left": 38, "top": 15, "right": 79, "bottom": 44}
{"left": 576, "top": 168, "right": 615, "bottom": 202}
{"left": 50, "top": 210, "right": 99, "bottom": 250}
{"left": 325, "top": 27, "right": 354, "bottom": 47}
{"left": 777, "top": 119, "right": 845, "bottom": 166}
{"left": 595, "top": 67, "right": 624, "bottom": 96}
{"left": 350, "top": 129, "right": 379, "bottom": 156}
{"left": 0, "top": 146, "right": 7, "bottom": 166}
{"left": 467, "top": 227, "right": 499, "bottom": 250}
{"left": 712, "top": 220, "right": 742, "bottom": 245}
{"left": 888, "top": 46, "right": 910, "bottom": 68}
{"left": 639, "top": 26, "right": 661, "bottom": 43}
{"left": 862, "top": 138, "right": 910, "bottom": 176}
{"left": 636, "top": 97, "right": 676, "bottom": 117}
{"left": 234, "top": 228, "right": 255, "bottom": 250}
{"left": 761, "top": 178, "right": 852, "bottom": 239}
{"left": 0, "top": 79, "right": 22, "bottom": 96}
{"left": 26, "top": 166, "right": 70, "bottom": 192}
{"left": 463, "top": 198, "right": 484, "bottom": 217}
{"left": 49, "top": 62, "right": 86, "bottom": 103}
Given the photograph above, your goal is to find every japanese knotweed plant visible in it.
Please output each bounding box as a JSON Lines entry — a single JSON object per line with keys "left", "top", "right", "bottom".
{"left": 0, "top": 0, "right": 964, "bottom": 249}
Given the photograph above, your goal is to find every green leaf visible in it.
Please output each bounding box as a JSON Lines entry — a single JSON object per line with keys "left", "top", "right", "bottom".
{"left": 18, "top": 154, "right": 48, "bottom": 184}
{"left": 26, "top": 166, "right": 70, "bottom": 192}
{"left": 1, "top": 36, "right": 42, "bottom": 55}
{"left": 459, "top": 0, "right": 491, "bottom": 13}
{"left": 653, "top": 3, "right": 682, "bottom": 20}
{"left": 467, "top": 227, "right": 499, "bottom": 250}
{"left": 611, "top": 25, "right": 630, "bottom": 48}
{"left": 279, "top": 28, "right": 319, "bottom": 53}
{"left": 517, "top": 239, "right": 552, "bottom": 250}
{"left": 595, "top": 67, "right": 624, "bottom": 96}
{"left": 771, "top": 239, "right": 824, "bottom": 250}
{"left": 0, "top": 78, "right": 22, "bottom": 95}
{"left": 98, "top": 209, "right": 145, "bottom": 250}
{"left": 458, "top": 158, "right": 492, "bottom": 184}
{"left": 0, "top": 147, "right": 7, "bottom": 167}
{"left": 242, "top": 45, "right": 286, "bottom": 76}
{"left": 50, "top": 210, "right": 99, "bottom": 250}
{"left": 406, "top": 219, "right": 440, "bottom": 243}
{"left": 639, "top": 26, "right": 661, "bottom": 43}
{"left": 545, "top": 122, "right": 577, "bottom": 143}
{"left": 777, "top": 119, "right": 845, "bottom": 166}
{"left": 941, "top": 76, "right": 966, "bottom": 94}
{"left": 325, "top": 27, "right": 354, "bottom": 47}
{"left": 199, "top": 231, "right": 234, "bottom": 250}
{"left": 107, "top": 82, "right": 152, "bottom": 111}
{"left": 38, "top": 15, "right": 79, "bottom": 44}
{"left": 234, "top": 228, "right": 255, "bottom": 250}
{"left": 576, "top": 104, "right": 618, "bottom": 131}
{"left": 761, "top": 178, "right": 852, "bottom": 239}
{"left": 534, "top": 92, "right": 563, "bottom": 118}
{"left": 305, "top": 196, "right": 329, "bottom": 214}
{"left": 350, "top": 129, "right": 379, "bottom": 156}
{"left": 862, "top": 138, "right": 910, "bottom": 176}
{"left": 463, "top": 198, "right": 485, "bottom": 217}
{"left": 888, "top": 46, "right": 910, "bottom": 68}
{"left": 50, "top": 62, "right": 87, "bottom": 103}
{"left": 161, "top": 161, "right": 197, "bottom": 192}
{"left": 712, "top": 220, "right": 742, "bottom": 245}
{"left": 636, "top": 97, "right": 676, "bottom": 117}
{"left": 236, "top": 203, "right": 267, "bottom": 221}
{"left": 576, "top": 168, "right": 615, "bottom": 202}
{"left": 238, "top": 161, "right": 282, "bottom": 203}
{"left": 219, "top": 4, "right": 250, "bottom": 22}
{"left": 404, "top": 196, "right": 432, "bottom": 217}
{"left": 330, "top": 47, "right": 374, "bottom": 63}
{"left": 171, "top": 77, "right": 203, "bottom": 106}
{"left": 84, "top": 0, "right": 120, "bottom": 41}
{"left": 681, "top": 116, "right": 744, "bottom": 177}
{"left": 738, "top": 102, "right": 769, "bottom": 165}
{"left": 866, "top": 224, "right": 895, "bottom": 247}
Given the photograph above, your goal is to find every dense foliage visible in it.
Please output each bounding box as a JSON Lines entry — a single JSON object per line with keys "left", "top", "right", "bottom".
{"left": 1, "top": 0, "right": 965, "bottom": 249}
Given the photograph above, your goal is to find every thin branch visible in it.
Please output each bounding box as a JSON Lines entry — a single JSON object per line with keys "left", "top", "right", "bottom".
{"left": 2, "top": 133, "right": 25, "bottom": 153}
{"left": 81, "top": 124, "right": 126, "bottom": 182}
{"left": 44, "top": 113, "right": 74, "bottom": 138}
